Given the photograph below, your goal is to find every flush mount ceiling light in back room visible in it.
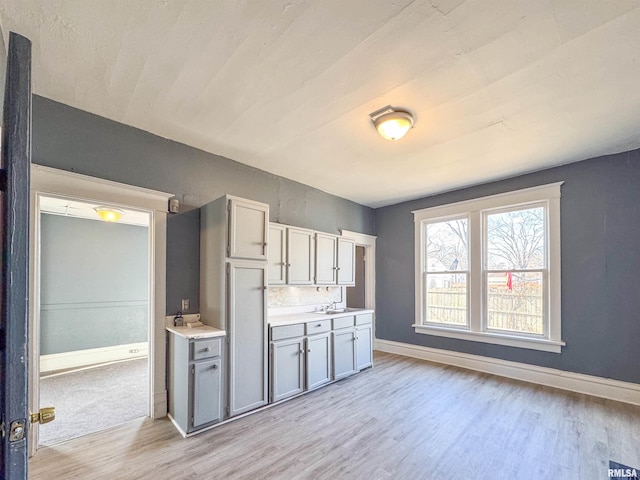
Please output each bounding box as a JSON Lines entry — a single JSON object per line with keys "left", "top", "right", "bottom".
{"left": 369, "top": 106, "right": 415, "bottom": 141}
{"left": 94, "top": 207, "right": 124, "bottom": 222}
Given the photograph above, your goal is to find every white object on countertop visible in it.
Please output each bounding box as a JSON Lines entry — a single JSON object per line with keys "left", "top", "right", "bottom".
{"left": 165, "top": 313, "right": 201, "bottom": 328}
{"left": 186, "top": 320, "right": 204, "bottom": 328}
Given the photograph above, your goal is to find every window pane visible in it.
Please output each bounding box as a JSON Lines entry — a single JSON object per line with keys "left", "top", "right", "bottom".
{"left": 426, "top": 273, "right": 467, "bottom": 326}
{"left": 426, "top": 218, "right": 468, "bottom": 272}
{"left": 486, "top": 206, "right": 545, "bottom": 270}
{"left": 487, "top": 272, "right": 543, "bottom": 334}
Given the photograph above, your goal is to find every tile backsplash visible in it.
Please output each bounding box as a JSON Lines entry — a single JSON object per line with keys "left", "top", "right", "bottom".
{"left": 268, "top": 286, "right": 342, "bottom": 308}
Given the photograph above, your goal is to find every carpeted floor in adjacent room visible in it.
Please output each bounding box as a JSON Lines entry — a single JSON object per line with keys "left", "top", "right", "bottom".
{"left": 39, "top": 357, "right": 148, "bottom": 446}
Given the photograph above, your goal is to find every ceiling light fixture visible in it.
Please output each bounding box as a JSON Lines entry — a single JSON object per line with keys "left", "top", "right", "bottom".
{"left": 94, "top": 206, "right": 124, "bottom": 222}
{"left": 369, "top": 105, "right": 414, "bottom": 141}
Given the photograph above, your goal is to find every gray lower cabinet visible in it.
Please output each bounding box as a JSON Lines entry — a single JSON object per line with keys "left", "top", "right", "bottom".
{"left": 333, "top": 327, "right": 357, "bottom": 380}
{"left": 193, "top": 358, "right": 222, "bottom": 427}
{"left": 169, "top": 334, "right": 223, "bottom": 435}
{"left": 306, "top": 332, "right": 332, "bottom": 390}
{"left": 270, "top": 337, "right": 305, "bottom": 402}
{"left": 268, "top": 311, "right": 373, "bottom": 406}
{"left": 356, "top": 323, "right": 373, "bottom": 370}
{"left": 355, "top": 312, "right": 373, "bottom": 370}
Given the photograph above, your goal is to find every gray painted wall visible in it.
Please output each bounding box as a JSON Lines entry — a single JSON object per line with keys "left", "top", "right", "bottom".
{"left": 375, "top": 149, "right": 640, "bottom": 384}
{"left": 31, "top": 95, "right": 376, "bottom": 314}
{"left": 40, "top": 214, "right": 148, "bottom": 354}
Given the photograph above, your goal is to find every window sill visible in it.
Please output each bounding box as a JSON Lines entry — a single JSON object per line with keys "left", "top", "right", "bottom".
{"left": 412, "top": 324, "right": 565, "bottom": 353}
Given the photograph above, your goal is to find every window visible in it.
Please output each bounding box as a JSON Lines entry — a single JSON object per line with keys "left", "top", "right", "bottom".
{"left": 413, "top": 183, "right": 564, "bottom": 353}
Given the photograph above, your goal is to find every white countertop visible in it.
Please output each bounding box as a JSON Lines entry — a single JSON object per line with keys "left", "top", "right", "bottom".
{"left": 166, "top": 325, "right": 226, "bottom": 339}
{"left": 268, "top": 308, "right": 373, "bottom": 327}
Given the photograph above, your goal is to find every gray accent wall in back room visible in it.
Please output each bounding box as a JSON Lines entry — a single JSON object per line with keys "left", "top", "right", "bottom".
{"left": 40, "top": 214, "right": 149, "bottom": 355}
{"left": 375, "top": 148, "right": 640, "bottom": 384}
{"left": 31, "top": 95, "right": 376, "bottom": 314}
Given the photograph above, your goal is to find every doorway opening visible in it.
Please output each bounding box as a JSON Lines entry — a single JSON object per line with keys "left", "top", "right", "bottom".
{"left": 347, "top": 246, "right": 366, "bottom": 309}
{"left": 341, "top": 230, "right": 376, "bottom": 342}
{"left": 36, "top": 195, "right": 151, "bottom": 446}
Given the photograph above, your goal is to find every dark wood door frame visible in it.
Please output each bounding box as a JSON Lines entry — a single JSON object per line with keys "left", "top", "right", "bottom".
{"left": 1, "top": 31, "right": 32, "bottom": 480}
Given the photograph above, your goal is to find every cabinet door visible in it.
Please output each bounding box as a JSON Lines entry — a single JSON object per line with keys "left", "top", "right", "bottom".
{"left": 228, "top": 198, "right": 268, "bottom": 260}
{"left": 287, "top": 227, "right": 314, "bottom": 285}
{"left": 192, "top": 358, "right": 221, "bottom": 429}
{"left": 356, "top": 324, "right": 373, "bottom": 370}
{"left": 271, "top": 338, "right": 305, "bottom": 402}
{"left": 333, "top": 329, "right": 357, "bottom": 380}
{"left": 337, "top": 237, "right": 356, "bottom": 285}
{"left": 306, "top": 333, "right": 332, "bottom": 390}
{"left": 228, "top": 261, "right": 268, "bottom": 417}
{"left": 268, "top": 224, "right": 286, "bottom": 285}
{"left": 315, "top": 232, "right": 337, "bottom": 285}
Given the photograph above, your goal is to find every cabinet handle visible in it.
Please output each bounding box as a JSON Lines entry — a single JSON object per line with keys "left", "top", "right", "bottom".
{"left": 212, "top": 364, "right": 218, "bottom": 370}
{"left": 316, "top": 324, "right": 322, "bottom": 327}
{"left": 307, "top": 349, "right": 312, "bottom": 353}
{"left": 263, "top": 286, "right": 268, "bottom": 290}
{"left": 205, "top": 347, "right": 211, "bottom": 352}
{"left": 336, "top": 267, "right": 341, "bottom": 271}
{"left": 287, "top": 263, "right": 292, "bottom": 267}
{"left": 298, "top": 350, "right": 304, "bottom": 354}
{"left": 264, "top": 242, "right": 268, "bottom": 246}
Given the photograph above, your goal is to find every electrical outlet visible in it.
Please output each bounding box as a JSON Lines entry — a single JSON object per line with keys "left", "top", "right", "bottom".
{"left": 181, "top": 299, "right": 190, "bottom": 311}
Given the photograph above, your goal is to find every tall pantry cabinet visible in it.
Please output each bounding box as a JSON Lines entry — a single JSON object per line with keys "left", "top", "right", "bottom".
{"left": 200, "top": 195, "right": 269, "bottom": 418}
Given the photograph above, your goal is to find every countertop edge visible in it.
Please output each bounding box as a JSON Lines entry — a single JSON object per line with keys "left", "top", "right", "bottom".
{"left": 268, "top": 309, "right": 374, "bottom": 327}
{"left": 166, "top": 325, "right": 227, "bottom": 339}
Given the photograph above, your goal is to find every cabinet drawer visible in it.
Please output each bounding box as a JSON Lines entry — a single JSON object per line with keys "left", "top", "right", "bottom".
{"left": 191, "top": 338, "right": 222, "bottom": 361}
{"left": 355, "top": 313, "right": 373, "bottom": 326}
{"left": 332, "top": 315, "right": 355, "bottom": 330}
{"left": 271, "top": 323, "right": 305, "bottom": 341}
{"left": 306, "top": 319, "right": 331, "bottom": 335}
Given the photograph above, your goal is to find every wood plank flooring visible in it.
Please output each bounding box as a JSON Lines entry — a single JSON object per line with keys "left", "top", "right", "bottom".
{"left": 29, "top": 352, "right": 640, "bottom": 479}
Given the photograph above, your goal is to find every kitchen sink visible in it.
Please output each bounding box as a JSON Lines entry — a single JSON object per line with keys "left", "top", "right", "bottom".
{"left": 312, "top": 307, "right": 362, "bottom": 314}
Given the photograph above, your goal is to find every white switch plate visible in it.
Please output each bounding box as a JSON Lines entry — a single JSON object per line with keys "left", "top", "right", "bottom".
{"left": 181, "top": 299, "right": 190, "bottom": 311}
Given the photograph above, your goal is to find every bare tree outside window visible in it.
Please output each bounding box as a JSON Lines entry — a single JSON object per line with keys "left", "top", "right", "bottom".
{"left": 486, "top": 205, "right": 546, "bottom": 334}
{"left": 424, "top": 218, "right": 469, "bottom": 326}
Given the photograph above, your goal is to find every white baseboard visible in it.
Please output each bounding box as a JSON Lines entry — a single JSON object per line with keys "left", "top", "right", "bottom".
{"left": 375, "top": 339, "right": 640, "bottom": 406}
{"left": 40, "top": 342, "right": 149, "bottom": 373}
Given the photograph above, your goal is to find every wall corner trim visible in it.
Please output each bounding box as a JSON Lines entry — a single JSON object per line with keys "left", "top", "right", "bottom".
{"left": 374, "top": 339, "right": 640, "bottom": 406}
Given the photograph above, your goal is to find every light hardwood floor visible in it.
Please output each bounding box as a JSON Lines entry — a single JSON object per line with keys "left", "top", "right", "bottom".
{"left": 29, "top": 351, "right": 640, "bottom": 479}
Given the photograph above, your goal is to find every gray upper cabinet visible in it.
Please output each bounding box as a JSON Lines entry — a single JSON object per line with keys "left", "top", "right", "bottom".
{"left": 315, "top": 232, "right": 338, "bottom": 285}
{"left": 228, "top": 197, "right": 268, "bottom": 260}
{"left": 268, "top": 224, "right": 286, "bottom": 285}
{"left": 337, "top": 237, "right": 356, "bottom": 285}
{"left": 267, "top": 223, "right": 315, "bottom": 285}
{"left": 287, "top": 227, "right": 315, "bottom": 285}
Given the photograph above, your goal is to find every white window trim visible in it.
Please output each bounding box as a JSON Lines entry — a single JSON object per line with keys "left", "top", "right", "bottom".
{"left": 412, "top": 182, "right": 565, "bottom": 353}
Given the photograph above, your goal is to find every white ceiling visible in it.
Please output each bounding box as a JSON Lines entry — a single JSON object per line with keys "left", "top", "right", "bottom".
{"left": 40, "top": 196, "right": 150, "bottom": 227}
{"left": 2, "top": 1, "right": 640, "bottom": 208}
